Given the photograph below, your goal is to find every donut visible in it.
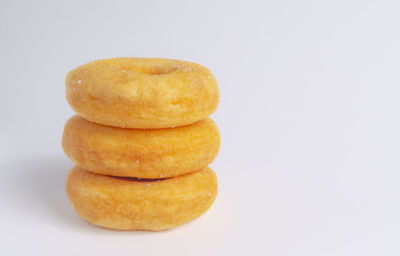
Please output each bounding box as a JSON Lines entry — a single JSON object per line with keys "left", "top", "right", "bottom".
{"left": 62, "top": 115, "right": 220, "bottom": 178}
{"left": 66, "top": 166, "right": 218, "bottom": 231}
{"left": 66, "top": 58, "right": 219, "bottom": 129}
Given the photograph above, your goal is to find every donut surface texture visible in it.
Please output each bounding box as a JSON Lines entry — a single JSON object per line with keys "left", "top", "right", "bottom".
{"left": 66, "top": 166, "right": 218, "bottom": 231}
{"left": 66, "top": 58, "right": 219, "bottom": 129}
{"left": 62, "top": 115, "right": 220, "bottom": 178}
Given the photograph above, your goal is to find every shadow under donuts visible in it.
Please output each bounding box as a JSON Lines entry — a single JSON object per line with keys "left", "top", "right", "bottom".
{"left": 0, "top": 155, "right": 122, "bottom": 233}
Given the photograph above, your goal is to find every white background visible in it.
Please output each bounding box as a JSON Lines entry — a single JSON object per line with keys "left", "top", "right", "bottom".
{"left": 1, "top": 0, "right": 400, "bottom": 255}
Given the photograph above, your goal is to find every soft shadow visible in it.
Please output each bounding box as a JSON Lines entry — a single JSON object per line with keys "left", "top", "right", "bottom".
{"left": 1, "top": 155, "right": 90, "bottom": 230}
{"left": 0, "top": 155, "right": 162, "bottom": 235}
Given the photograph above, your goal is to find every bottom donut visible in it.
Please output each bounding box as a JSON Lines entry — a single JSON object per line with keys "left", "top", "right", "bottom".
{"left": 66, "top": 166, "right": 218, "bottom": 231}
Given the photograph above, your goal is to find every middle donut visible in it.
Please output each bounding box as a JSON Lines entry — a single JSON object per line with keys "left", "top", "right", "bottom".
{"left": 62, "top": 116, "right": 220, "bottom": 178}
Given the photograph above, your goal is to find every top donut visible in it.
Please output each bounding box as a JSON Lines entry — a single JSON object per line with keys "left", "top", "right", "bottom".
{"left": 66, "top": 58, "right": 219, "bottom": 129}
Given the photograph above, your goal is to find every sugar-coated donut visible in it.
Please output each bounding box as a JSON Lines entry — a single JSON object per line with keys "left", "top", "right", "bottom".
{"left": 62, "top": 115, "right": 220, "bottom": 178}
{"left": 66, "top": 58, "right": 219, "bottom": 129}
{"left": 66, "top": 166, "right": 218, "bottom": 231}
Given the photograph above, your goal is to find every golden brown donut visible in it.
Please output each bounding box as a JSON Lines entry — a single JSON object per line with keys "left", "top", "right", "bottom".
{"left": 66, "top": 58, "right": 219, "bottom": 129}
{"left": 66, "top": 166, "right": 218, "bottom": 231}
{"left": 62, "top": 115, "right": 220, "bottom": 178}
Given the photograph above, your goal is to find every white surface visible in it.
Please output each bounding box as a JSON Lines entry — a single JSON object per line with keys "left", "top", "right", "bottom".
{"left": 1, "top": 0, "right": 400, "bottom": 255}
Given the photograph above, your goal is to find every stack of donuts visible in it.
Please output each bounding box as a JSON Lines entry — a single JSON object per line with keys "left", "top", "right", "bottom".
{"left": 62, "top": 58, "right": 220, "bottom": 231}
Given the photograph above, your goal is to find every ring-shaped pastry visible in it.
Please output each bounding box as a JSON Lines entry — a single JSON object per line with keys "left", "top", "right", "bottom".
{"left": 66, "top": 58, "right": 219, "bottom": 129}
{"left": 62, "top": 115, "right": 220, "bottom": 178}
{"left": 66, "top": 166, "right": 218, "bottom": 231}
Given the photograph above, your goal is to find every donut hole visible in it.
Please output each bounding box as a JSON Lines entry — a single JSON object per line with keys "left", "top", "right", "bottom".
{"left": 105, "top": 59, "right": 179, "bottom": 75}
{"left": 118, "top": 63, "right": 178, "bottom": 75}
{"left": 141, "top": 65, "right": 178, "bottom": 75}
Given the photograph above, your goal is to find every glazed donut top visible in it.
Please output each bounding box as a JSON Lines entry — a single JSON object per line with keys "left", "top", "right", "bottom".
{"left": 66, "top": 58, "right": 219, "bottom": 129}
